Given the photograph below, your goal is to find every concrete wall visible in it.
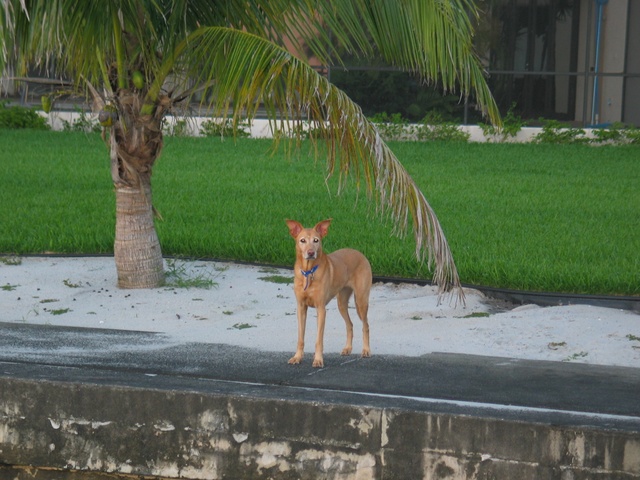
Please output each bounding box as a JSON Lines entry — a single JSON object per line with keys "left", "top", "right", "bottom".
{"left": 40, "top": 110, "right": 616, "bottom": 144}
{"left": 2, "top": 375, "right": 639, "bottom": 480}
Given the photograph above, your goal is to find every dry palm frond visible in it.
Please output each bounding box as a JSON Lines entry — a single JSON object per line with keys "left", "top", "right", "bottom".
{"left": 303, "top": 68, "right": 464, "bottom": 303}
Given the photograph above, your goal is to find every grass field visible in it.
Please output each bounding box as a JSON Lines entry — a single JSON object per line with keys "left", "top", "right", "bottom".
{"left": 1, "top": 129, "right": 638, "bottom": 296}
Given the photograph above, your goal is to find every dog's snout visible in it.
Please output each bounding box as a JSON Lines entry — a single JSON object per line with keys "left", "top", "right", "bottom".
{"left": 306, "top": 250, "right": 316, "bottom": 259}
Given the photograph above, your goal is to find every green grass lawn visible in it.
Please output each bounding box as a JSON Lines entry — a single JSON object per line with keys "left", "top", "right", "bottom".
{"left": 1, "top": 129, "right": 638, "bottom": 296}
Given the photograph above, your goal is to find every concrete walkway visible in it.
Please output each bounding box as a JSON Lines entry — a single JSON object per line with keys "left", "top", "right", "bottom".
{"left": 1, "top": 320, "right": 640, "bottom": 423}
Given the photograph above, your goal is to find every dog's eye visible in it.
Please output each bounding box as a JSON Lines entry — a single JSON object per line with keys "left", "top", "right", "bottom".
{"left": 300, "top": 238, "right": 306, "bottom": 244}
{"left": 313, "top": 238, "right": 319, "bottom": 243}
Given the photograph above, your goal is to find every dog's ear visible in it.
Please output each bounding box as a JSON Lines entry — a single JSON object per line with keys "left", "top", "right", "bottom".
{"left": 314, "top": 219, "right": 332, "bottom": 238}
{"left": 285, "top": 219, "right": 304, "bottom": 238}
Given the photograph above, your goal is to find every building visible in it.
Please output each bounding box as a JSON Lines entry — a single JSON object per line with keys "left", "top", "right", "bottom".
{"left": 483, "top": 0, "right": 639, "bottom": 126}
{"left": 330, "top": 0, "right": 639, "bottom": 127}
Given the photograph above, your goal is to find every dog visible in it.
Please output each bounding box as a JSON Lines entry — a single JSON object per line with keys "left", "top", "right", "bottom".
{"left": 285, "top": 219, "right": 372, "bottom": 368}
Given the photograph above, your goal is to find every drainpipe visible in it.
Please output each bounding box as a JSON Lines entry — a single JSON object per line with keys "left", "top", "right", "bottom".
{"left": 590, "top": 0, "right": 609, "bottom": 126}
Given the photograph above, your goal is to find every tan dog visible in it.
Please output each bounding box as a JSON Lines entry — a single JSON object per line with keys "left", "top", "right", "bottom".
{"left": 285, "top": 219, "right": 372, "bottom": 368}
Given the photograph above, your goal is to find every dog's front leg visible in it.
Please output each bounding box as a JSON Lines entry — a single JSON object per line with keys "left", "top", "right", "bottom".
{"left": 312, "top": 305, "right": 327, "bottom": 368}
{"left": 289, "top": 302, "right": 308, "bottom": 365}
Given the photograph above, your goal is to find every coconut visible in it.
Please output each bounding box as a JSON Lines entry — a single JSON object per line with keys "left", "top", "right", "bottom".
{"left": 41, "top": 95, "right": 52, "bottom": 113}
{"left": 99, "top": 104, "right": 118, "bottom": 127}
{"left": 132, "top": 71, "right": 144, "bottom": 90}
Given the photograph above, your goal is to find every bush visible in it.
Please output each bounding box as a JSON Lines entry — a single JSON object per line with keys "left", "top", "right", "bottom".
{"left": 416, "top": 111, "right": 470, "bottom": 142}
{"left": 61, "top": 108, "right": 101, "bottom": 133}
{"left": 163, "top": 118, "right": 190, "bottom": 137}
{"left": 533, "top": 119, "right": 588, "bottom": 144}
{"left": 623, "top": 126, "right": 640, "bottom": 144}
{"left": 199, "top": 118, "right": 249, "bottom": 138}
{"left": 590, "top": 122, "right": 640, "bottom": 145}
{"left": 370, "top": 112, "right": 412, "bottom": 141}
{"left": 370, "top": 111, "right": 470, "bottom": 143}
{"left": 533, "top": 119, "right": 640, "bottom": 145}
{"left": 479, "top": 103, "right": 526, "bottom": 141}
{"left": 0, "top": 102, "right": 50, "bottom": 130}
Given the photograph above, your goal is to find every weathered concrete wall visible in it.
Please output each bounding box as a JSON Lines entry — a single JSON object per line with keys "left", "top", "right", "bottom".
{"left": 1, "top": 376, "right": 639, "bottom": 480}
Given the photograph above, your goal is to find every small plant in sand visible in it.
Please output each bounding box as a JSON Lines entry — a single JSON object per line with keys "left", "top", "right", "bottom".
{"left": 0, "top": 255, "right": 22, "bottom": 266}
{"left": 259, "top": 275, "right": 293, "bottom": 284}
{"left": 228, "top": 322, "right": 256, "bottom": 330}
{"left": 564, "top": 351, "right": 588, "bottom": 362}
{"left": 46, "top": 307, "right": 72, "bottom": 316}
{"left": 165, "top": 258, "right": 218, "bottom": 289}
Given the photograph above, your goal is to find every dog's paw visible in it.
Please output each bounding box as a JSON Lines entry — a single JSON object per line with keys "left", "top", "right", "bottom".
{"left": 312, "top": 357, "right": 324, "bottom": 368}
{"left": 361, "top": 348, "right": 371, "bottom": 358}
{"left": 288, "top": 354, "right": 303, "bottom": 365}
{"left": 340, "top": 347, "right": 352, "bottom": 356}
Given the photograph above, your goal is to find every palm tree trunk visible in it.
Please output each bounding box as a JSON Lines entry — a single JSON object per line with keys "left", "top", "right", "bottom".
{"left": 114, "top": 181, "right": 164, "bottom": 288}
{"left": 107, "top": 93, "right": 166, "bottom": 289}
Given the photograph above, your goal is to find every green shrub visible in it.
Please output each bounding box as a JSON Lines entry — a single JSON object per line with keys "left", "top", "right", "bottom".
{"left": 370, "top": 112, "right": 411, "bottom": 141}
{"left": 0, "top": 101, "right": 50, "bottom": 129}
{"left": 61, "top": 108, "right": 101, "bottom": 133}
{"left": 199, "top": 118, "right": 249, "bottom": 138}
{"left": 163, "top": 118, "right": 190, "bottom": 137}
{"left": 533, "top": 119, "right": 588, "bottom": 144}
{"left": 370, "top": 111, "right": 470, "bottom": 142}
{"left": 590, "top": 122, "right": 625, "bottom": 144}
{"left": 479, "top": 103, "right": 526, "bottom": 141}
{"left": 534, "top": 119, "right": 640, "bottom": 145}
{"left": 416, "top": 111, "right": 470, "bottom": 142}
{"left": 623, "top": 126, "right": 640, "bottom": 144}
{"left": 590, "top": 122, "right": 640, "bottom": 145}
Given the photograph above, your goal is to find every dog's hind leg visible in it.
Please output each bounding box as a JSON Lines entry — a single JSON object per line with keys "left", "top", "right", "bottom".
{"left": 337, "top": 288, "right": 354, "bottom": 356}
{"left": 354, "top": 292, "right": 371, "bottom": 358}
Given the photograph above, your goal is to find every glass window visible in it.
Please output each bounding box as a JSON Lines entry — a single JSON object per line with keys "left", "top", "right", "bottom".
{"left": 482, "top": 0, "right": 579, "bottom": 122}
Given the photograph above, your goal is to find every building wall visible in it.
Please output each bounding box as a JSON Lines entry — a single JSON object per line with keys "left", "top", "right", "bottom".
{"left": 554, "top": 11, "right": 573, "bottom": 116}
{"left": 623, "top": 0, "right": 640, "bottom": 125}
{"left": 598, "top": 0, "right": 628, "bottom": 124}
{"left": 575, "top": 0, "right": 629, "bottom": 125}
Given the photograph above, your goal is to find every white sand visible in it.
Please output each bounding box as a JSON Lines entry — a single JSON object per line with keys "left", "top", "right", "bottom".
{"left": 1, "top": 256, "right": 638, "bottom": 367}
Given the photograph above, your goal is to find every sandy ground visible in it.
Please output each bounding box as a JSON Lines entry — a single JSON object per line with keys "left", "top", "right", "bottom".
{"left": 1, "top": 256, "right": 639, "bottom": 368}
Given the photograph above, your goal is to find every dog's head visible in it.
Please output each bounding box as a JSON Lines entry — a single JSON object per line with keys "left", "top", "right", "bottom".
{"left": 286, "top": 219, "right": 332, "bottom": 260}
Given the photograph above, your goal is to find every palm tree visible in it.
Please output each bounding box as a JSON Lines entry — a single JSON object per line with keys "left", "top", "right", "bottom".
{"left": 1, "top": 0, "right": 499, "bottom": 298}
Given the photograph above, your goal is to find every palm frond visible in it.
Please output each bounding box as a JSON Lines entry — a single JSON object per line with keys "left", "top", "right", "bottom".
{"left": 313, "top": 0, "right": 500, "bottom": 125}
{"left": 182, "top": 27, "right": 464, "bottom": 300}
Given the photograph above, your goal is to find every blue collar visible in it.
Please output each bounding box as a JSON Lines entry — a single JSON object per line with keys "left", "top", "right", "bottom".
{"left": 301, "top": 265, "right": 318, "bottom": 290}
